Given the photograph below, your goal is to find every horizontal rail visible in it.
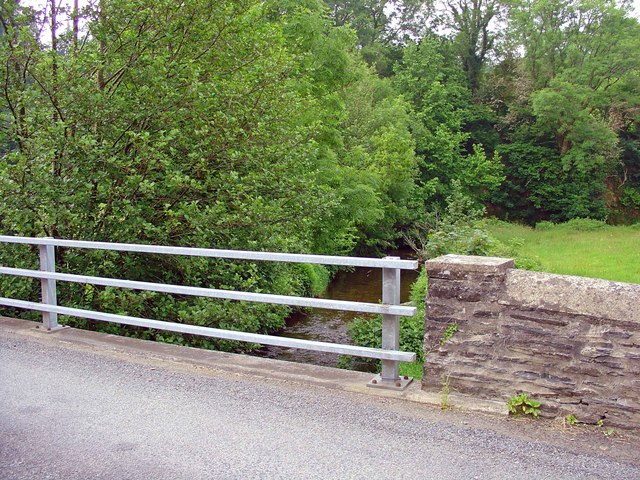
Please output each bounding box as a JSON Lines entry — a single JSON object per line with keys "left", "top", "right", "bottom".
{"left": 0, "top": 236, "right": 419, "bottom": 270}
{"left": 0, "top": 298, "right": 417, "bottom": 362}
{"left": 0, "top": 267, "right": 417, "bottom": 316}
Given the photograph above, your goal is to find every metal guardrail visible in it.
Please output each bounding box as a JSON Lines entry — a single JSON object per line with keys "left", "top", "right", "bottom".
{"left": 0, "top": 235, "right": 419, "bottom": 389}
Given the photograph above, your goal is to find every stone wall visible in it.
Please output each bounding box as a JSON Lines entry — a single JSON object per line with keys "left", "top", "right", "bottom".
{"left": 422, "top": 254, "right": 640, "bottom": 430}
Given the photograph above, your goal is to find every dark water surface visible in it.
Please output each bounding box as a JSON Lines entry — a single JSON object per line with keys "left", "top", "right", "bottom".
{"left": 255, "top": 255, "right": 420, "bottom": 368}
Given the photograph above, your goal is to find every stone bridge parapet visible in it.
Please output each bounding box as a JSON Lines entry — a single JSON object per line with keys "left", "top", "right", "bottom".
{"left": 423, "top": 255, "right": 640, "bottom": 430}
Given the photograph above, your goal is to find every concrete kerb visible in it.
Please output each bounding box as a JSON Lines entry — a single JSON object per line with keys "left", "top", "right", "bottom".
{"left": 0, "top": 316, "right": 506, "bottom": 416}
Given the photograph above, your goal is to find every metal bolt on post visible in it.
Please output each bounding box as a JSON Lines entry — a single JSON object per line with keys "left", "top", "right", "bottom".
{"left": 367, "top": 256, "right": 413, "bottom": 391}
{"left": 38, "top": 239, "right": 65, "bottom": 332}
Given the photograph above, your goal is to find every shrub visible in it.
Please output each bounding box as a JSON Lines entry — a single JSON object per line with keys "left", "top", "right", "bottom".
{"left": 404, "top": 181, "right": 495, "bottom": 259}
{"left": 296, "top": 264, "right": 331, "bottom": 297}
{"left": 563, "top": 218, "right": 608, "bottom": 231}
{"left": 535, "top": 221, "right": 555, "bottom": 231}
{"left": 536, "top": 218, "right": 608, "bottom": 232}
{"left": 485, "top": 237, "right": 542, "bottom": 271}
{"left": 347, "top": 268, "right": 427, "bottom": 367}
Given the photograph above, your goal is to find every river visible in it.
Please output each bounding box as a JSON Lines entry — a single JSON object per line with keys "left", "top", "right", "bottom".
{"left": 255, "top": 255, "right": 420, "bottom": 369}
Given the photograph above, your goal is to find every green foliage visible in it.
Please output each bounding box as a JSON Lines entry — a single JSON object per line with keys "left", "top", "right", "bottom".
{"left": 440, "top": 322, "right": 458, "bottom": 346}
{"left": 330, "top": 71, "right": 422, "bottom": 252}
{"left": 2, "top": 0, "right": 639, "bottom": 358}
{"left": 495, "top": 127, "right": 609, "bottom": 223}
{"left": 485, "top": 237, "right": 542, "bottom": 271}
{"left": 565, "top": 414, "right": 578, "bottom": 426}
{"left": 348, "top": 316, "right": 381, "bottom": 355}
{"left": 619, "top": 187, "right": 640, "bottom": 212}
{"left": 325, "top": 0, "right": 427, "bottom": 76}
{"left": 399, "top": 361, "right": 424, "bottom": 380}
{"left": 489, "top": 0, "right": 640, "bottom": 223}
{"left": 410, "top": 266, "right": 428, "bottom": 306}
{"left": 347, "top": 266, "right": 427, "bottom": 370}
{"left": 404, "top": 182, "right": 497, "bottom": 259}
{"left": 507, "top": 393, "right": 541, "bottom": 418}
{"left": 534, "top": 221, "right": 555, "bottom": 231}
{"left": 443, "top": 0, "right": 501, "bottom": 96}
{"left": 296, "top": 264, "right": 331, "bottom": 297}
{"left": 394, "top": 36, "right": 504, "bottom": 207}
{"left": 560, "top": 218, "right": 608, "bottom": 231}
{"left": 530, "top": 81, "right": 619, "bottom": 206}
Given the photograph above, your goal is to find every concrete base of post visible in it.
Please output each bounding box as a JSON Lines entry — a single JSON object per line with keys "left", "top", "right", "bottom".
{"left": 35, "top": 324, "right": 70, "bottom": 333}
{"left": 366, "top": 374, "right": 413, "bottom": 391}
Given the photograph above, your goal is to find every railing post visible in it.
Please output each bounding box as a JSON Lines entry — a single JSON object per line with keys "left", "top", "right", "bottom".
{"left": 38, "top": 240, "right": 61, "bottom": 331}
{"left": 367, "top": 256, "right": 413, "bottom": 390}
{"left": 381, "top": 256, "right": 400, "bottom": 382}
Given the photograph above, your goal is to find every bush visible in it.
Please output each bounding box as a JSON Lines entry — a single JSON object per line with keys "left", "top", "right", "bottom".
{"left": 536, "top": 218, "right": 608, "bottom": 232}
{"left": 425, "top": 227, "right": 494, "bottom": 258}
{"left": 535, "top": 221, "right": 555, "bottom": 231}
{"left": 296, "top": 264, "right": 331, "bottom": 297}
{"left": 485, "top": 237, "right": 542, "bottom": 270}
{"left": 404, "top": 181, "right": 495, "bottom": 259}
{"left": 563, "top": 218, "right": 608, "bottom": 231}
{"left": 347, "top": 268, "right": 427, "bottom": 369}
{"left": 619, "top": 186, "right": 640, "bottom": 209}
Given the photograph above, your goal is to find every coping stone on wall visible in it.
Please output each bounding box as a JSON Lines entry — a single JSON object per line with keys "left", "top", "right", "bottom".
{"left": 426, "top": 254, "right": 514, "bottom": 278}
{"left": 505, "top": 270, "right": 640, "bottom": 324}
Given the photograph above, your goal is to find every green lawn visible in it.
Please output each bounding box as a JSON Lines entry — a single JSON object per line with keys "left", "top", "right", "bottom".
{"left": 486, "top": 220, "right": 640, "bottom": 284}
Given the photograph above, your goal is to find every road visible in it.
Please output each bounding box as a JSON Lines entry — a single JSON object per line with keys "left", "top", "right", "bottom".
{"left": 1, "top": 319, "right": 639, "bottom": 480}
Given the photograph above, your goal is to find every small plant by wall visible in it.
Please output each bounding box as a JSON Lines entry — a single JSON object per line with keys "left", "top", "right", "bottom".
{"left": 440, "top": 322, "right": 458, "bottom": 346}
{"left": 564, "top": 414, "right": 578, "bottom": 427}
{"left": 507, "top": 393, "right": 541, "bottom": 418}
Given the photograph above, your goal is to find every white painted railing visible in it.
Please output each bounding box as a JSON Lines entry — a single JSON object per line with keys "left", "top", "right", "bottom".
{"left": 0, "top": 236, "right": 419, "bottom": 389}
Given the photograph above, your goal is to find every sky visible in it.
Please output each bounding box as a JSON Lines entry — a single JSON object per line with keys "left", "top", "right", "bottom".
{"left": 23, "top": 0, "right": 640, "bottom": 17}
{"left": 21, "top": 0, "right": 640, "bottom": 35}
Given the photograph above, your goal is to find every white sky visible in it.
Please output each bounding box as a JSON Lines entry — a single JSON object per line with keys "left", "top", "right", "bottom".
{"left": 624, "top": 0, "right": 640, "bottom": 18}
{"left": 626, "top": 0, "right": 640, "bottom": 18}
{"left": 22, "top": 0, "right": 640, "bottom": 31}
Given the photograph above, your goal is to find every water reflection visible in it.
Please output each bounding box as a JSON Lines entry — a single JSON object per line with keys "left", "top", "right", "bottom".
{"left": 256, "top": 260, "right": 419, "bottom": 368}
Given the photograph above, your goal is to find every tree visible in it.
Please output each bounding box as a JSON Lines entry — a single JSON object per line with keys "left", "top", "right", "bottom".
{"left": 280, "top": 2, "right": 422, "bottom": 251}
{"left": 0, "top": 0, "right": 342, "bottom": 342}
{"left": 325, "top": 0, "right": 428, "bottom": 75}
{"left": 394, "top": 36, "right": 503, "bottom": 207}
{"left": 427, "top": 0, "right": 502, "bottom": 96}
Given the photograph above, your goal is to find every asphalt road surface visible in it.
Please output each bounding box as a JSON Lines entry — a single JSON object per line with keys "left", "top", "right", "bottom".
{"left": 1, "top": 327, "right": 639, "bottom": 479}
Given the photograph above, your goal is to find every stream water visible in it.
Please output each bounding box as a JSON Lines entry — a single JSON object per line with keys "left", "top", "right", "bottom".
{"left": 255, "top": 253, "right": 419, "bottom": 369}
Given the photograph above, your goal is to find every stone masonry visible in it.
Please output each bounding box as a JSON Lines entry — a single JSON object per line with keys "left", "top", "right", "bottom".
{"left": 422, "top": 254, "right": 640, "bottom": 430}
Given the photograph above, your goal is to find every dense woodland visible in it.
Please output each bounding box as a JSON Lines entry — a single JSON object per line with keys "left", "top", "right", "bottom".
{"left": 1, "top": 0, "right": 639, "bottom": 346}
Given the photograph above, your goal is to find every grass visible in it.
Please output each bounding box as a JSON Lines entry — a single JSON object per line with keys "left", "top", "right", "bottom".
{"left": 399, "top": 361, "right": 423, "bottom": 380}
{"left": 486, "top": 220, "right": 640, "bottom": 284}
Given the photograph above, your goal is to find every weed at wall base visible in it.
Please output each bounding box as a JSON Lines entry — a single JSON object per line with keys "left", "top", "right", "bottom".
{"left": 507, "top": 393, "right": 541, "bottom": 418}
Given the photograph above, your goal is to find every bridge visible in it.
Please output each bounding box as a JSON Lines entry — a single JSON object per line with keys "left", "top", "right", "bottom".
{"left": 1, "top": 237, "right": 639, "bottom": 478}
